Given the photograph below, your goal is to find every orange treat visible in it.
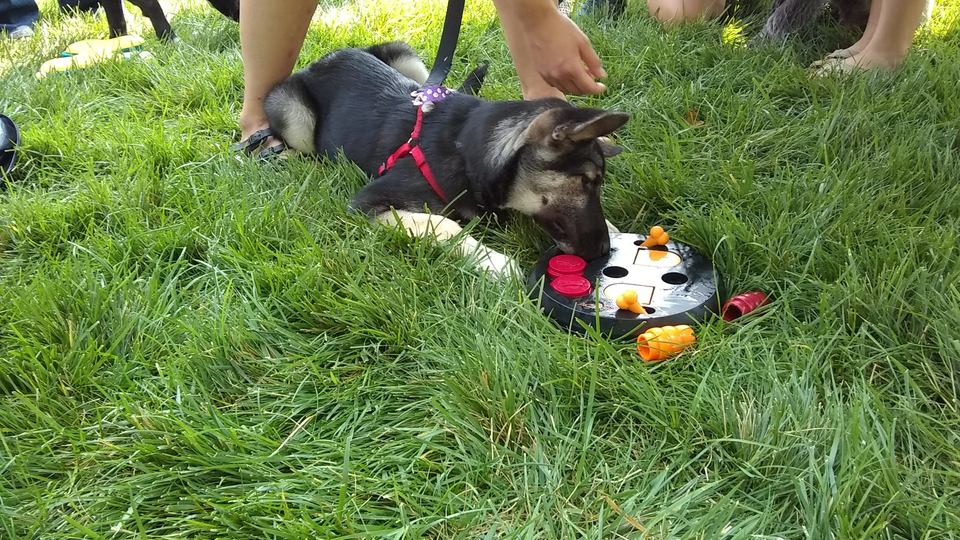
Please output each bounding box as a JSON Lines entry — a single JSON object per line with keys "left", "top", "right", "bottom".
{"left": 636, "top": 324, "right": 695, "bottom": 361}
{"left": 639, "top": 225, "right": 670, "bottom": 248}
{"left": 648, "top": 249, "right": 669, "bottom": 262}
{"left": 615, "top": 290, "right": 647, "bottom": 314}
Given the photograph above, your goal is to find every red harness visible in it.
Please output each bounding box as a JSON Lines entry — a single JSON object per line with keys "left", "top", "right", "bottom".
{"left": 378, "top": 106, "right": 449, "bottom": 203}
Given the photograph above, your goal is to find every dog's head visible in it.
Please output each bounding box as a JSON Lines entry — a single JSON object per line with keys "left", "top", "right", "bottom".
{"left": 483, "top": 103, "right": 629, "bottom": 260}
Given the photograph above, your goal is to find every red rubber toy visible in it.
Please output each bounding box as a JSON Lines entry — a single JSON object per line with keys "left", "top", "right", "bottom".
{"left": 722, "top": 291, "right": 769, "bottom": 321}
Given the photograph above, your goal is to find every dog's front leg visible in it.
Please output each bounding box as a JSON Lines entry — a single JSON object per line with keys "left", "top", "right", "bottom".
{"left": 98, "top": 0, "right": 129, "bottom": 39}
{"left": 375, "top": 210, "right": 520, "bottom": 278}
{"left": 126, "top": 0, "right": 177, "bottom": 41}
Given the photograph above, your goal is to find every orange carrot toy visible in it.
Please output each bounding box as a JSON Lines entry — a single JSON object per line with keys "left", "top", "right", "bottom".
{"left": 636, "top": 325, "right": 695, "bottom": 361}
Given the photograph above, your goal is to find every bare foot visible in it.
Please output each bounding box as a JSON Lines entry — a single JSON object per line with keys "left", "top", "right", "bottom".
{"left": 811, "top": 36, "right": 875, "bottom": 67}
{"left": 811, "top": 40, "right": 869, "bottom": 67}
{"left": 237, "top": 111, "right": 286, "bottom": 156}
{"left": 810, "top": 57, "right": 862, "bottom": 76}
{"left": 811, "top": 48, "right": 854, "bottom": 68}
{"left": 811, "top": 48, "right": 904, "bottom": 76}
{"left": 844, "top": 48, "right": 906, "bottom": 70}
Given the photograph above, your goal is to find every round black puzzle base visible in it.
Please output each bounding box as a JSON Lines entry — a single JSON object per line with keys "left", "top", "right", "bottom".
{"left": 528, "top": 233, "right": 722, "bottom": 340}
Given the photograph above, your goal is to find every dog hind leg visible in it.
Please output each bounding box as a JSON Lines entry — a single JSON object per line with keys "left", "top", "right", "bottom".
{"left": 375, "top": 210, "right": 520, "bottom": 278}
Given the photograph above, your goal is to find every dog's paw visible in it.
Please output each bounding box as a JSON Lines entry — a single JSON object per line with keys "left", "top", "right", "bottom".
{"left": 470, "top": 249, "right": 522, "bottom": 280}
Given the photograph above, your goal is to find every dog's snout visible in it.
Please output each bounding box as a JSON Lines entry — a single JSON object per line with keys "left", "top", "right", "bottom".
{"left": 534, "top": 197, "right": 611, "bottom": 261}
{"left": 554, "top": 223, "right": 609, "bottom": 261}
{"left": 600, "top": 234, "right": 611, "bottom": 256}
{"left": 575, "top": 231, "right": 610, "bottom": 261}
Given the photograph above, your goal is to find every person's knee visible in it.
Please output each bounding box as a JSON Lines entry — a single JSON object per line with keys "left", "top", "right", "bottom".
{"left": 648, "top": 0, "right": 724, "bottom": 23}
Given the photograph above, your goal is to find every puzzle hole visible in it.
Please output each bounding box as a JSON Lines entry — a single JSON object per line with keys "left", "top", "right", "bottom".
{"left": 661, "top": 272, "right": 688, "bottom": 285}
{"left": 603, "top": 266, "right": 629, "bottom": 278}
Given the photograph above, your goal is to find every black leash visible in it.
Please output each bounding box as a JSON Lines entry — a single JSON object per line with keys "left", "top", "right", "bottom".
{"left": 424, "top": 0, "right": 467, "bottom": 87}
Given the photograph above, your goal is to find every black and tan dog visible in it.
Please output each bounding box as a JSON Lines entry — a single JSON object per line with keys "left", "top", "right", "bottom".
{"left": 262, "top": 42, "right": 629, "bottom": 276}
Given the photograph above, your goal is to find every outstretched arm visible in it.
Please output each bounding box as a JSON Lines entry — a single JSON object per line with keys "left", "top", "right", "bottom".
{"left": 492, "top": 0, "right": 607, "bottom": 99}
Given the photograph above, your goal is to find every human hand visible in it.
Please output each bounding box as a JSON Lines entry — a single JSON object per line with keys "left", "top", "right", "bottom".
{"left": 523, "top": 9, "right": 607, "bottom": 95}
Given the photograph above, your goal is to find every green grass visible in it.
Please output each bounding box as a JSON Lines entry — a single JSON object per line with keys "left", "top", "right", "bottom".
{"left": 2, "top": 0, "right": 960, "bottom": 538}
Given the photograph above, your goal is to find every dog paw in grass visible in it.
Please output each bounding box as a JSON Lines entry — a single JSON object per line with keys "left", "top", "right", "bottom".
{"left": 470, "top": 249, "right": 522, "bottom": 280}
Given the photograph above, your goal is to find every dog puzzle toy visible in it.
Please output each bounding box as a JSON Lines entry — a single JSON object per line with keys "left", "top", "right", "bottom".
{"left": 528, "top": 231, "right": 721, "bottom": 340}
{"left": 722, "top": 291, "right": 769, "bottom": 321}
{"left": 615, "top": 289, "right": 647, "bottom": 314}
{"left": 636, "top": 324, "right": 696, "bottom": 361}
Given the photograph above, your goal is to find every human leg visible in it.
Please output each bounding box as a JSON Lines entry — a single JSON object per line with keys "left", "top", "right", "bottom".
{"left": 647, "top": 0, "right": 725, "bottom": 25}
{"left": 818, "top": 0, "right": 926, "bottom": 72}
{"left": 238, "top": 0, "right": 317, "bottom": 145}
{"left": 825, "top": 0, "right": 883, "bottom": 60}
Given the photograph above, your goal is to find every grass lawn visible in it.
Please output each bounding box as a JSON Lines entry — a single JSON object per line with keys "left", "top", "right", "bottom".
{"left": 2, "top": 0, "right": 959, "bottom": 538}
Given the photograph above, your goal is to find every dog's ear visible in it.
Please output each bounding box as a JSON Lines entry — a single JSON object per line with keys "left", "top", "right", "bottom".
{"left": 527, "top": 107, "right": 630, "bottom": 146}
{"left": 599, "top": 140, "right": 624, "bottom": 158}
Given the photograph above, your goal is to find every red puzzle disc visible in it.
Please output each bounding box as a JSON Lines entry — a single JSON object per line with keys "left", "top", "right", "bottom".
{"left": 551, "top": 275, "right": 592, "bottom": 298}
{"left": 547, "top": 254, "right": 587, "bottom": 278}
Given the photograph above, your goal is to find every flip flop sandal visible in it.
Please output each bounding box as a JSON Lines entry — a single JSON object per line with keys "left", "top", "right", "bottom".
{"left": 811, "top": 49, "right": 856, "bottom": 68}
{"left": 809, "top": 57, "right": 864, "bottom": 78}
{"left": 1, "top": 113, "right": 21, "bottom": 180}
{"left": 229, "top": 128, "right": 290, "bottom": 160}
{"left": 825, "top": 49, "right": 854, "bottom": 60}
{"left": 61, "top": 34, "right": 145, "bottom": 58}
{"left": 36, "top": 50, "right": 153, "bottom": 78}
